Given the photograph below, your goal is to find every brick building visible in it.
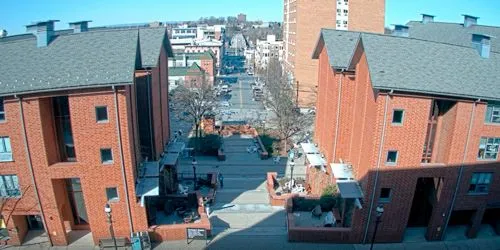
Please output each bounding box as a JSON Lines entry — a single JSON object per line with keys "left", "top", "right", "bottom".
{"left": 308, "top": 22, "right": 500, "bottom": 243}
{"left": 0, "top": 20, "right": 172, "bottom": 246}
{"left": 168, "top": 63, "right": 207, "bottom": 89}
{"left": 168, "top": 51, "right": 216, "bottom": 85}
{"left": 283, "top": 0, "right": 385, "bottom": 107}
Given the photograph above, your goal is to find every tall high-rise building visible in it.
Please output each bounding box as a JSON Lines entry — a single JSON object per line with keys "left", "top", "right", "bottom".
{"left": 283, "top": 0, "right": 385, "bottom": 107}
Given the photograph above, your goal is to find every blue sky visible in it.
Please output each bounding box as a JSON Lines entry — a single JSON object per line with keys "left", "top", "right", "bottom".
{"left": 1, "top": 0, "right": 500, "bottom": 35}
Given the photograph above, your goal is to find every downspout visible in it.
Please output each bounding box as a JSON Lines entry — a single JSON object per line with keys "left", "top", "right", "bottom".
{"left": 146, "top": 69, "right": 155, "bottom": 159}
{"left": 17, "top": 95, "right": 52, "bottom": 246}
{"left": 332, "top": 69, "right": 345, "bottom": 161}
{"left": 441, "top": 100, "right": 477, "bottom": 240}
{"left": 112, "top": 86, "right": 134, "bottom": 233}
{"left": 363, "top": 90, "right": 391, "bottom": 244}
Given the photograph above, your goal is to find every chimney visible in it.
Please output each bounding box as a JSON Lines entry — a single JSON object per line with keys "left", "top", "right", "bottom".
{"left": 472, "top": 34, "right": 491, "bottom": 58}
{"left": 69, "top": 21, "right": 91, "bottom": 33}
{"left": 393, "top": 25, "right": 409, "bottom": 37}
{"left": 0, "top": 29, "right": 7, "bottom": 38}
{"left": 421, "top": 14, "right": 435, "bottom": 24}
{"left": 26, "top": 20, "right": 59, "bottom": 47}
{"left": 463, "top": 14, "right": 479, "bottom": 28}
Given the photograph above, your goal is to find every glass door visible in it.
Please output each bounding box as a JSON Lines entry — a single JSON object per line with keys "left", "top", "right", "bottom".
{"left": 66, "top": 179, "right": 89, "bottom": 226}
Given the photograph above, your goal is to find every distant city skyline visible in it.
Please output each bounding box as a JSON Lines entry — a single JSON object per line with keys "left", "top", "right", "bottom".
{"left": 1, "top": 0, "right": 500, "bottom": 35}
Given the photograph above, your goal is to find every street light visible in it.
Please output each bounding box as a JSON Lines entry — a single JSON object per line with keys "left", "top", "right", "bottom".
{"left": 370, "top": 205, "right": 384, "bottom": 250}
{"left": 289, "top": 159, "right": 295, "bottom": 193}
{"left": 104, "top": 203, "right": 117, "bottom": 250}
{"left": 192, "top": 158, "right": 198, "bottom": 190}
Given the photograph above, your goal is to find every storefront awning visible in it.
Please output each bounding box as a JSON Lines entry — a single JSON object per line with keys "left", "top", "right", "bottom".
{"left": 300, "top": 143, "right": 319, "bottom": 154}
{"left": 330, "top": 163, "right": 355, "bottom": 180}
{"left": 306, "top": 153, "right": 326, "bottom": 166}
{"left": 166, "top": 142, "right": 185, "bottom": 153}
{"left": 336, "top": 180, "right": 364, "bottom": 199}
{"left": 160, "top": 152, "right": 180, "bottom": 171}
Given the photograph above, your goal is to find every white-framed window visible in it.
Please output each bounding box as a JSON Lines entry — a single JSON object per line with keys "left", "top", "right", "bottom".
{"left": 0, "top": 137, "right": 12, "bottom": 162}
{"left": 468, "top": 172, "right": 492, "bottom": 194}
{"left": 100, "top": 148, "right": 113, "bottom": 164}
{"left": 485, "top": 102, "right": 500, "bottom": 124}
{"left": 336, "top": 20, "right": 342, "bottom": 25}
{"left": 95, "top": 106, "right": 108, "bottom": 123}
{"left": 0, "top": 97, "right": 4, "bottom": 122}
{"left": 386, "top": 150, "right": 398, "bottom": 165}
{"left": 392, "top": 109, "right": 405, "bottom": 125}
{"left": 0, "top": 175, "right": 20, "bottom": 197}
{"left": 106, "top": 187, "right": 119, "bottom": 202}
{"left": 379, "top": 188, "right": 392, "bottom": 203}
{"left": 478, "top": 137, "right": 499, "bottom": 160}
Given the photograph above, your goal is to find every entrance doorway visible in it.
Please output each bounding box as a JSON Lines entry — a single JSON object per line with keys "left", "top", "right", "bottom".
{"left": 407, "top": 178, "right": 440, "bottom": 227}
{"left": 482, "top": 208, "right": 500, "bottom": 235}
{"left": 27, "top": 215, "right": 44, "bottom": 230}
{"left": 66, "top": 179, "right": 89, "bottom": 229}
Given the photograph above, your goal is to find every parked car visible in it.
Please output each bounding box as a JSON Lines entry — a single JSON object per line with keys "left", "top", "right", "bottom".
{"left": 220, "top": 101, "right": 231, "bottom": 107}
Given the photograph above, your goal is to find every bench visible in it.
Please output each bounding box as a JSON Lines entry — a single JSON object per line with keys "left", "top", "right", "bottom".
{"left": 99, "top": 237, "right": 128, "bottom": 249}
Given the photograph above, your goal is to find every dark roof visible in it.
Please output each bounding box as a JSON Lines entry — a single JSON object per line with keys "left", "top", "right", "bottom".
{"left": 0, "top": 27, "right": 172, "bottom": 96}
{"left": 312, "top": 29, "right": 360, "bottom": 69}
{"left": 361, "top": 33, "right": 500, "bottom": 101}
{"left": 315, "top": 28, "right": 500, "bottom": 101}
{"left": 406, "top": 21, "right": 500, "bottom": 53}
{"left": 169, "top": 63, "right": 204, "bottom": 77}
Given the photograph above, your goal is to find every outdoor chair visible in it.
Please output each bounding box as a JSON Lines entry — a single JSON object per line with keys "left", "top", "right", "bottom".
{"left": 311, "top": 205, "right": 322, "bottom": 218}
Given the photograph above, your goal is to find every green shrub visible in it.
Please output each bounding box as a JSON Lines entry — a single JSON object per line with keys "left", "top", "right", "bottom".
{"left": 260, "top": 134, "right": 277, "bottom": 155}
{"left": 189, "top": 135, "right": 222, "bottom": 156}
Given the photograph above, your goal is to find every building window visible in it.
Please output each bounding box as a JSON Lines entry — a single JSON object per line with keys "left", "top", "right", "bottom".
{"left": 343, "top": 21, "right": 348, "bottom": 25}
{"left": 100, "top": 148, "right": 113, "bottom": 164}
{"left": 106, "top": 187, "right": 119, "bottom": 202}
{"left": 379, "top": 188, "right": 391, "bottom": 202}
{"left": 392, "top": 109, "right": 405, "bottom": 125}
{"left": 0, "top": 97, "right": 4, "bottom": 122}
{"left": 336, "top": 20, "right": 342, "bottom": 25}
{"left": 386, "top": 150, "right": 398, "bottom": 165}
{"left": 468, "top": 173, "right": 492, "bottom": 194}
{"left": 0, "top": 137, "right": 12, "bottom": 162}
{"left": 478, "top": 137, "right": 499, "bottom": 160}
{"left": 95, "top": 106, "right": 108, "bottom": 123}
{"left": 485, "top": 102, "right": 500, "bottom": 124}
{"left": 0, "top": 175, "right": 20, "bottom": 197}
{"left": 53, "top": 96, "right": 76, "bottom": 162}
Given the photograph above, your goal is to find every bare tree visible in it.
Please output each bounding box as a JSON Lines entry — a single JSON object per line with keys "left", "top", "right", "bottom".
{"left": 264, "top": 57, "right": 313, "bottom": 154}
{"left": 171, "top": 81, "right": 219, "bottom": 150}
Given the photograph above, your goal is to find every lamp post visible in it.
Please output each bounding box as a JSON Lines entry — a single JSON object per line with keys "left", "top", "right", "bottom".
{"left": 104, "top": 203, "right": 117, "bottom": 250}
{"left": 192, "top": 158, "right": 198, "bottom": 190}
{"left": 289, "top": 159, "right": 295, "bottom": 193}
{"left": 370, "top": 205, "right": 384, "bottom": 250}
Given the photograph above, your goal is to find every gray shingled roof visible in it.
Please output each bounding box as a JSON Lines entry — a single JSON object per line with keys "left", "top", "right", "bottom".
{"left": 362, "top": 33, "right": 500, "bottom": 101}
{"left": 312, "top": 29, "right": 360, "bottom": 68}
{"left": 406, "top": 21, "right": 500, "bottom": 53}
{"left": 0, "top": 27, "right": 171, "bottom": 96}
{"left": 315, "top": 28, "right": 500, "bottom": 101}
{"left": 0, "top": 29, "right": 139, "bottom": 96}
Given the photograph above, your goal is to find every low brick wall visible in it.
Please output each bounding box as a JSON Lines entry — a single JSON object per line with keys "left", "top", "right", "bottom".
{"left": 148, "top": 192, "right": 211, "bottom": 241}
{"left": 266, "top": 172, "right": 298, "bottom": 207}
{"left": 286, "top": 196, "right": 356, "bottom": 243}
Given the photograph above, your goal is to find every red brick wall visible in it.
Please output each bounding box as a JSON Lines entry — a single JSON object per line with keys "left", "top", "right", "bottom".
{"left": 160, "top": 47, "right": 171, "bottom": 144}
{"left": 349, "top": 0, "right": 386, "bottom": 34}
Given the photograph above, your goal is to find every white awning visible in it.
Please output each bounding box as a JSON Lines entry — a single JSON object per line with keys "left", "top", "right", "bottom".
{"left": 306, "top": 153, "right": 326, "bottom": 166}
{"left": 336, "top": 180, "right": 364, "bottom": 199}
{"left": 330, "top": 163, "right": 355, "bottom": 180}
{"left": 301, "top": 143, "right": 319, "bottom": 154}
{"left": 135, "top": 177, "right": 159, "bottom": 207}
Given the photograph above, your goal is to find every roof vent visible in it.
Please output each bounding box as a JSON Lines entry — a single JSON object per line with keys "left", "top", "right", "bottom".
{"left": 472, "top": 34, "right": 491, "bottom": 58}
{"left": 392, "top": 25, "right": 409, "bottom": 37}
{"left": 421, "top": 14, "right": 435, "bottom": 24}
{"left": 26, "top": 20, "right": 59, "bottom": 47}
{"left": 69, "top": 20, "right": 91, "bottom": 33}
{"left": 463, "top": 14, "right": 479, "bottom": 28}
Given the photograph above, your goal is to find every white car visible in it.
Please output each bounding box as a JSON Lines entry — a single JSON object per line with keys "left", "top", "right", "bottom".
{"left": 220, "top": 101, "right": 231, "bottom": 107}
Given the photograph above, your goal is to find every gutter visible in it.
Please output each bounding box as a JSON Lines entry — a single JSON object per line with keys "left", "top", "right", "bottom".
{"left": 362, "top": 90, "right": 391, "bottom": 244}
{"left": 332, "top": 69, "right": 345, "bottom": 161}
{"left": 0, "top": 82, "right": 132, "bottom": 98}
{"left": 112, "top": 85, "right": 134, "bottom": 233}
{"left": 441, "top": 100, "right": 477, "bottom": 240}
{"left": 16, "top": 95, "right": 52, "bottom": 246}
